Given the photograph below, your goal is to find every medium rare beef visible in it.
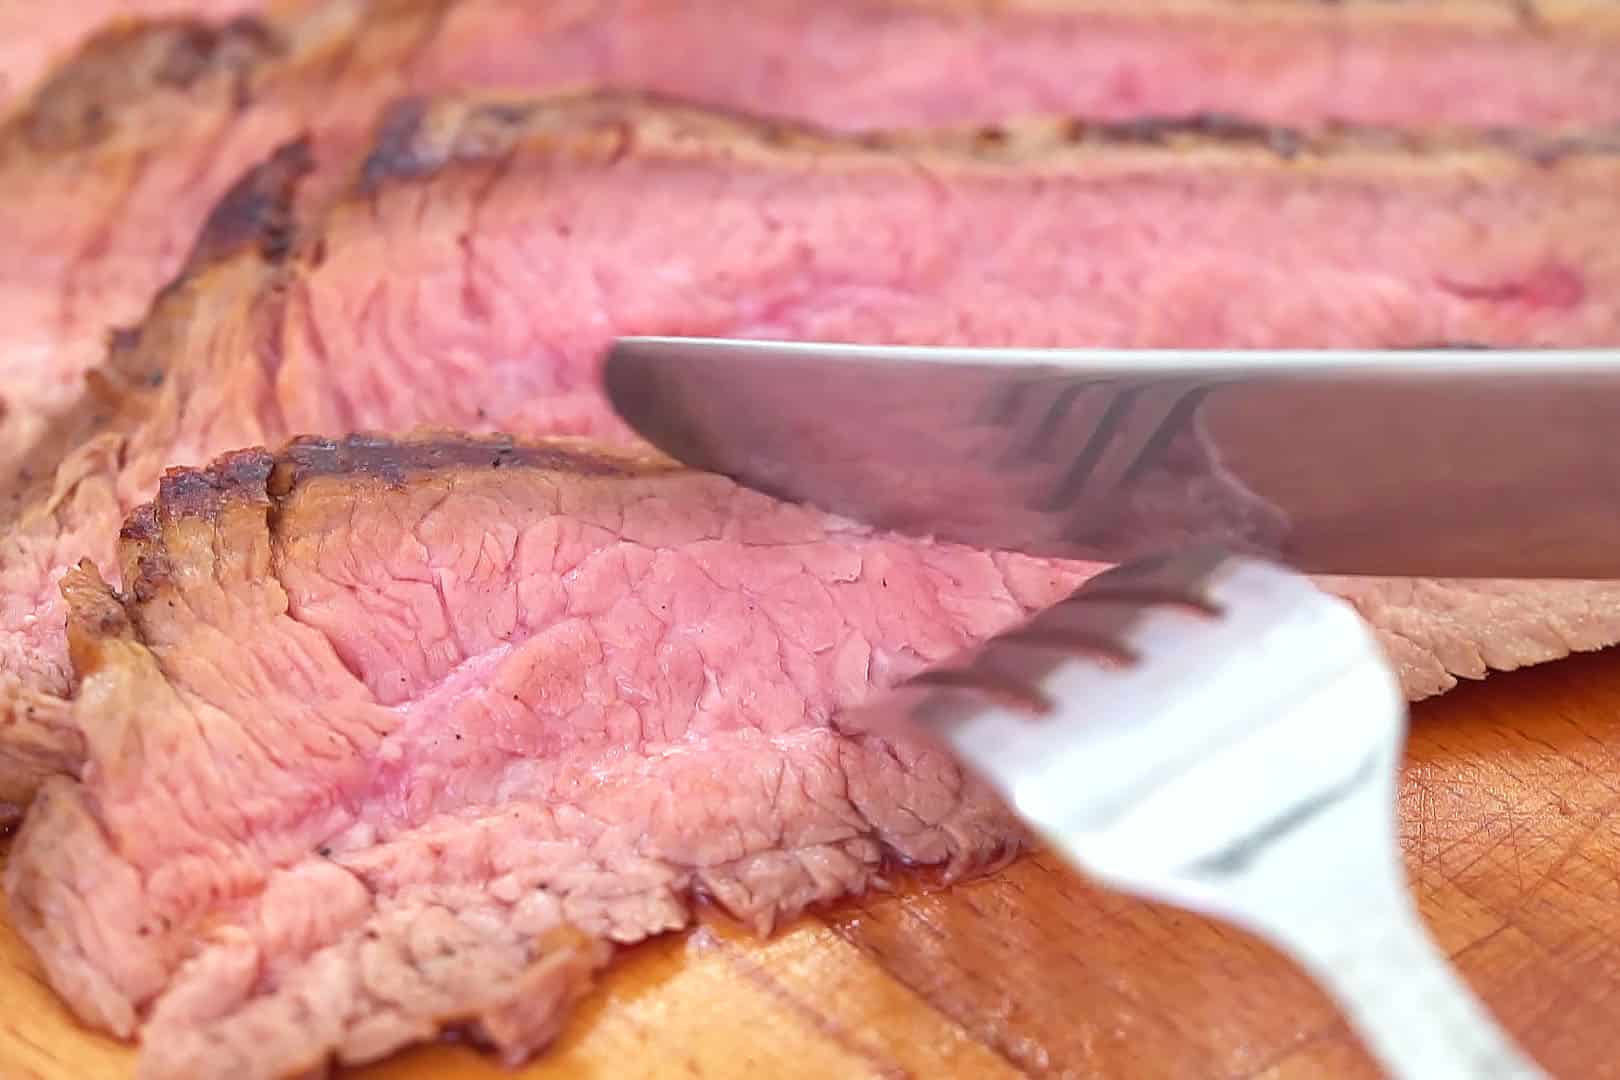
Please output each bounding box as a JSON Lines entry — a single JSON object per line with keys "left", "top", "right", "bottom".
{"left": 6, "top": 93, "right": 1620, "bottom": 819}
{"left": 8, "top": 0, "right": 1620, "bottom": 506}
{"left": 8, "top": 432, "right": 1075, "bottom": 1078}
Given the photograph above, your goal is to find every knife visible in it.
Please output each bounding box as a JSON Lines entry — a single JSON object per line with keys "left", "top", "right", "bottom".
{"left": 604, "top": 338, "right": 1620, "bottom": 579}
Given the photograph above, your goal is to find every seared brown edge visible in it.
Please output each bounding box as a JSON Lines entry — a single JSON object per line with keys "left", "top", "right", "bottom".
{"left": 3, "top": 17, "right": 283, "bottom": 154}
{"left": 358, "top": 90, "right": 1620, "bottom": 198}
{"left": 134, "top": 431, "right": 648, "bottom": 527}
{"left": 112, "top": 432, "right": 664, "bottom": 603}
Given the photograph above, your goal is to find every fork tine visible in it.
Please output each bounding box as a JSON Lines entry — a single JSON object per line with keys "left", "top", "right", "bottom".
{"left": 996, "top": 378, "right": 1117, "bottom": 465}
{"left": 1041, "top": 381, "right": 1211, "bottom": 517}
{"left": 1035, "top": 384, "right": 1141, "bottom": 474}
{"left": 1068, "top": 543, "right": 1229, "bottom": 610}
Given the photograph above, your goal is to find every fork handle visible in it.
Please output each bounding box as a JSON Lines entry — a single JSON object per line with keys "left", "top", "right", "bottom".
{"left": 1285, "top": 883, "right": 1546, "bottom": 1079}
{"left": 1258, "top": 783, "right": 1548, "bottom": 1080}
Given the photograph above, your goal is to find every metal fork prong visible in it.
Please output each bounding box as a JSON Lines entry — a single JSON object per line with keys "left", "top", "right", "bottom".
{"left": 908, "top": 667, "right": 1055, "bottom": 714}
{"left": 1029, "top": 383, "right": 1140, "bottom": 475}
{"left": 1013, "top": 593, "right": 1188, "bottom": 665}
{"left": 1037, "top": 381, "right": 1207, "bottom": 515}
{"left": 1068, "top": 543, "right": 1231, "bottom": 611}
{"left": 986, "top": 376, "right": 1112, "bottom": 465}
{"left": 994, "top": 625, "right": 1138, "bottom": 667}
{"left": 1007, "top": 380, "right": 1094, "bottom": 462}
{"left": 976, "top": 371, "right": 1087, "bottom": 428}
{"left": 1118, "top": 385, "right": 1214, "bottom": 486}
{"left": 975, "top": 373, "right": 1046, "bottom": 427}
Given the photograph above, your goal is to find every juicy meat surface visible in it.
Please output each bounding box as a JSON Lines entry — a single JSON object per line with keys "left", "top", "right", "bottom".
{"left": 7, "top": 0, "right": 1620, "bottom": 506}
{"left": 6, "top": 93, "right": 1620, "bottom": 818}
{"left": 8, "top": 433, "right": 1077, "bottom": 1078}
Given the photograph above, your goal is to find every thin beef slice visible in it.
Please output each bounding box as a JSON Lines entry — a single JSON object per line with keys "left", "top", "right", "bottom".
{"left": 8, "top": 433, "right": 1075, "bottom": 1078}
{"left": 415, "top": 0, "right": 1620, "bottom": 131}
{"left": 6, "top": 0, "right": 1620, "bottom": 505}
{"left": 5, "top": 93, "right": 1620, "bottom": 818}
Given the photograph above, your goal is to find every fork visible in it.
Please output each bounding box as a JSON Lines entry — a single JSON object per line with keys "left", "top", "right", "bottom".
{"left": 905, "top": 547, "right": 1548, "bottom": 1079}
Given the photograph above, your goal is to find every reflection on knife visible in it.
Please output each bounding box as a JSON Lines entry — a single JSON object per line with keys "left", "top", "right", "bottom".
{"left": 604, "top": 338, "right": 1620, "bottom": 579}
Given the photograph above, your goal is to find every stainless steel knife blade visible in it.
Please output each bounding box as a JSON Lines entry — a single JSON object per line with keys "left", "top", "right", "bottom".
{"left": 603, "top": 338, "right": 1620, "bottom": 578}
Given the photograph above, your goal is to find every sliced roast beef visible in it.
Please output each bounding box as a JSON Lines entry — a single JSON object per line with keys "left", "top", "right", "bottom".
{"left": 3, "top": 93, "right": 1620, "bottom": 835}
{"left": 8, "top": 0, "right": 1620, "bottom": 506}
{"left": 8, "top": 432, "right": 1073, "bottom": 1077}
{"left": 415, "top": 0, "right": 1620, "bottom": 131}
{"left": 5, "top": 93, "right": 1620, "bottom": 819}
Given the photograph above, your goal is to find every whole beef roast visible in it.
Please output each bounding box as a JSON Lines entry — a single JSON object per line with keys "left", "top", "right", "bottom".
{"left": 7, "top": 0, "right": 1620, "bottom": 506}
{"left": 5, "top": 93, "right": 1620, "bottom": 819}
{"left": 9, "top": 432, "right": 1080, "bottom": 1078}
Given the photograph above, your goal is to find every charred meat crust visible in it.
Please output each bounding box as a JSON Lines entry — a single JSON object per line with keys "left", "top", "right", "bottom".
{"left": 8, "top": 16, "right": 282, "bottom": 154}
{"left": 182, "top": 136, "right": 314, "bottom": 272}
{"left": 60, "top": 561, "right": 135, "bottom": 680}
{"left": 122, "top": 448, "right": 276, "bottom": 543}
{"left": 112, "top": 434, "right": 662, "bottom": 613}
{"left": 353, "top": 92, "right": 1620, "bottom": 197}
{"left": 272, "top": 432, "right": 652, "bottom": 484}
{"left": 358, "top": 96, "right": 435, "bottom": 192}
{"left": 95, "top": 421, "right": 655, "bottom": 644}
{"left": 110, "top": 132, "right": 312, "bottom": 366}
{"left": 121, "top": 433, "right": 659, "bottom": 545}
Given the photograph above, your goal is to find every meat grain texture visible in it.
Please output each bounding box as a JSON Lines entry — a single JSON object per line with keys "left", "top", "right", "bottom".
{"left": 10, "top": 434, "right": 1078, "bottom": 1077}
{"left": 5, "top": 93, "right": 1620, "bottom": 1076}
{"left": 3, "top": 6, "right": 1620, "bottom": 1075}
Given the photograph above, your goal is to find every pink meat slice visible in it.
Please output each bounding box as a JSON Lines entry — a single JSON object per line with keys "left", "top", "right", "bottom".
{"left": 8, "top": 433, "right": 1080, "bottom": 1078}
{"left": 6, "top": 93, "right": 1620, "bottom": 818}
{"left": 6, "top": 0, "right": 1620, "bottom": 507}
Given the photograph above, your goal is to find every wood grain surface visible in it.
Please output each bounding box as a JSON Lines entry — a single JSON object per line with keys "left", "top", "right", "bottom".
{"left": 5, "top": 649, "right": 1620, "bottom": 1079}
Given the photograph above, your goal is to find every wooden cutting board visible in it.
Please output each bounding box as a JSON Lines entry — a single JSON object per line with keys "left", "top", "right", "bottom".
{"left": 6, "top": 650, "right": 1620, "bottom": 1079}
